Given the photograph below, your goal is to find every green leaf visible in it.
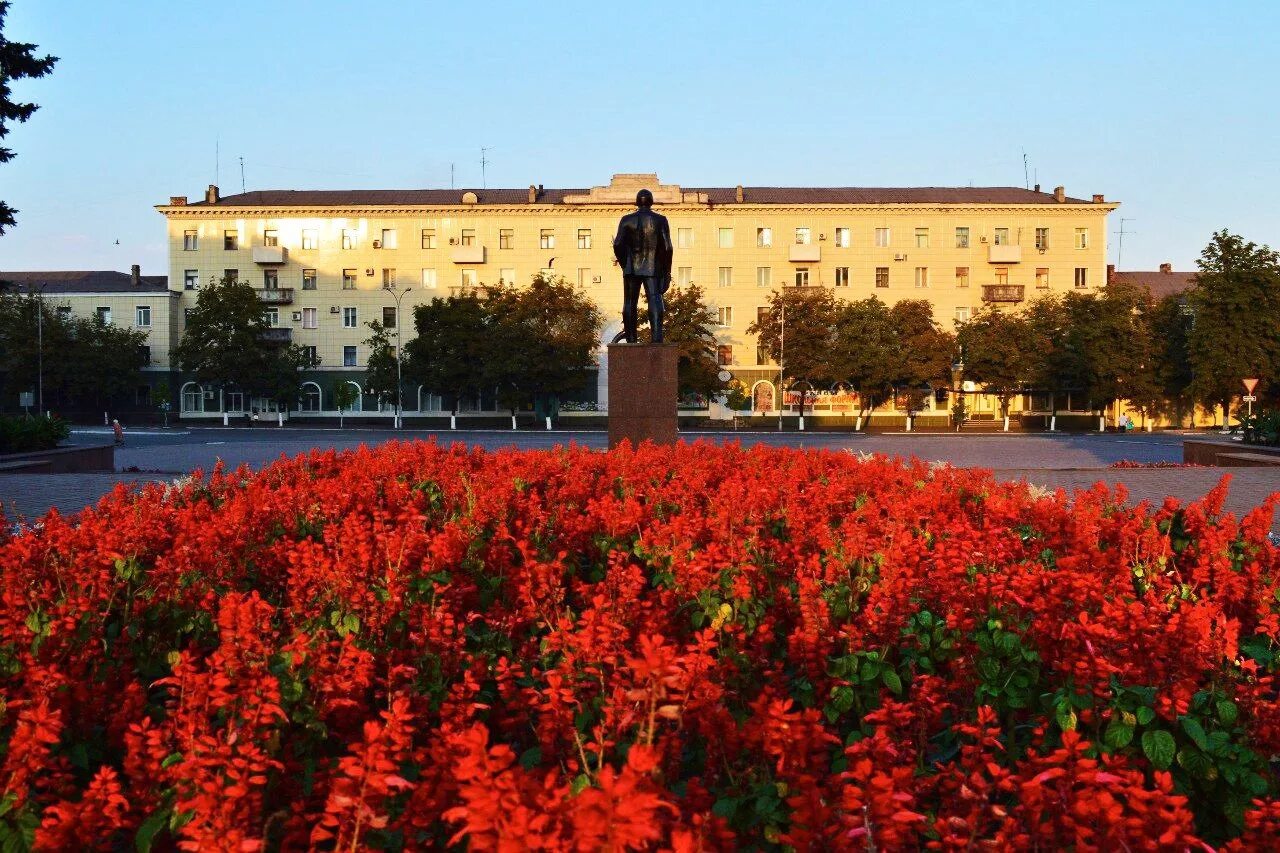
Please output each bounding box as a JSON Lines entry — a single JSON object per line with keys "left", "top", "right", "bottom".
{"left": 1142, "top": 729, "right": 1176, "bottom": 769}
{"left": 1104, "top": 718, "right": 1135, "bottom": 749}
{"left": 135, "top": 807, "right": 171, "bottom": 853}
{"left": 1216, "top": 699, "right": 1238, "bottom": 726}
{"left": 570, "top": 773, "right": 591, "bottom": 796}
{"left": 1136, "top": 706, "right": 1156, "bottom": 726}
{"left": 1056, "top": 704, "right": 1078, "bottom": 732}
{"left": 881, "top": 669, "right": 903, "bottom": 695}
{"left": 1180, "top": 716, "right": 1209, "bottom": 750}
{"left": 518, "top": 746, "right": 542, "bottom": 769}
{"left": 342, "top": 613, "right": 361, "bottom": 635}
{"left": 160, "top": 752, "right": 183, "bottom": 769}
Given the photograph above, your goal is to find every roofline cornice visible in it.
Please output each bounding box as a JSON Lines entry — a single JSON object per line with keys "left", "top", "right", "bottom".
{"left": 157, "top": 202, "right": 1119, "bottom": 217}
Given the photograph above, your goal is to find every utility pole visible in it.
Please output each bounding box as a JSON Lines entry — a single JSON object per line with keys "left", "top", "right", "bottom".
{"left": 384, "top": 285, "right": 413, "bottom": 428}
{"left": 778, "top": 300, "right": 785, "bottom": 432}
{"left": 480, "top": 147, "right": 490, "bottom": 189}
{"left": 239, "top": 156, "right": 246, "bottom": 193}
{"left": 1114, "top": 218, "right": 1136, "bottom": 270}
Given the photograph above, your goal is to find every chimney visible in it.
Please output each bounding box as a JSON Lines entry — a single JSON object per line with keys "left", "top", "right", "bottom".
{"left": 735, "top": 184, "right": 744, "bottom": 203}
{"left": 205, "top": 184, "right": 219, "bottom": 204}
{"left": 1107, "top": 263, "right": 1115, "bottom": 283}
{"left": 1033, "top": 183, "right": 1040, "bottom": 193}
{"left": 169, "top": 195, "right": 187, "bottom": 206}
{"left": 1159, "top": 262, "right": 1172, "bottom": 274}
{"left": 1092, "top": 193, "right": 1105, "bottom": 203}
{"left": 131, "top": 264, "right": 141, "bottom": 287}
{"left": 1053, "top": 186, "right": 1065, "bottom": 203}
{"left": 528, "top": 184, "right": 538, "bottom": 203}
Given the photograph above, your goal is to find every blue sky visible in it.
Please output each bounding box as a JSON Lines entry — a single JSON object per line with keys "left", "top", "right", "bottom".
{"left": 1, "top": 0, "right": 1277, "bottom": 274}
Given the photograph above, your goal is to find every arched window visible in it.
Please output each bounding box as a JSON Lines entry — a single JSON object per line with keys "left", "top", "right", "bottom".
{"left": 180, "top": 382, "right": 204, "bottom": 413}
{"left": 346, "top": 381, "right": 364, "bottom": 412}
{"left": 750, "top": 380, "right": 776, "bottom": 413}
{"left": 300, "top": 382, "right": 322, "bottom": 412}
{"left": 418, "top": 387, "right": 443, "bottom": 412}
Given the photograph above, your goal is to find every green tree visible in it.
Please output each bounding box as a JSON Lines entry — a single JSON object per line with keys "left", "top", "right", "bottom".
{"left": 1150, "top": 293, "right": 1196, "bottom": 426}
{"left": 332, "top": 380, "right": 358, "bottom": 428}
{"left": 403, "top": 292, "right": 490, "bottom": 417}
{"left": 172, "top": 274, "right": 309, "bottom": 408}
{"left": 657, "top": 283, "right": 724, "bottom": 403}
{"left": 0, "top": 1, "right": 57, "bottom": 235}
{"left": 1058, "top": 282, "right": 1157, "bottom": 428}
{"left": 486, "top": 273, "right": 602, "bottom": 420}
{"left": 1023, "top": 295, "right": 1069, "bottom": 425}
{"left": 888, "top": 299, "right": 956, "bottom": 417}
{"left": 956, "top": 307, "right": 1037, "bottom": 428}
{"left": 1187, "top": 231, "right": 1280, "bottom": 424}
{"left": 829, "top": 296, "right": 900, "bottom": 429}
{"left": 747, "top": 287, "right": 841, "bottom": 418}
{"left": 363, "top": 320, "right": 401, "bottom": 410}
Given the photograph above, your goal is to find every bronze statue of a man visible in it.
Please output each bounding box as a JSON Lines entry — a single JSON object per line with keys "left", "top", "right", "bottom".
{"left": 612, "top": 189, "right": 673, "bottom": 343}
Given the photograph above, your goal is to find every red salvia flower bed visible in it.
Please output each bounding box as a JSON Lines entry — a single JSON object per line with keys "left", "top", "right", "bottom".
{"left": 2, "top": 440, "right": 1280, "bottom": 850}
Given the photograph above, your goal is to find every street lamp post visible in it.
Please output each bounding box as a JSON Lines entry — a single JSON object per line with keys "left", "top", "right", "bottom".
{"left": 28, "top": 284, "right": 45, "bottom": 415}
{"left": 384, "top": 285, "right": 413, "bottom": 429}
{"left": 778, "top": 300, "right": 785, "bottom": 432}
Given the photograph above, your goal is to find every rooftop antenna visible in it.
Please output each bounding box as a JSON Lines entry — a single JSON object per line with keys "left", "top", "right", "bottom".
{"left": 1114, "top": 218, "right": 1136, "bottom": 269}
{"left": 239, "top": 156, "right": 245, "bottom": 193}
{"left": 450, "top": 163, "right": 455, "bottom": 190}
{"left": 215, "top": 137, "right": 220, "bottom": 187}
{"left": 480, "top": 147, "right": 490, "bottom": 189}
{"left": 1022, "top": 149, "right": 1029, "bottom": 190}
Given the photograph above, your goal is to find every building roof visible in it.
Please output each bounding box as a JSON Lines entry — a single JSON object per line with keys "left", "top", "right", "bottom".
{"left": 0, "top": 270, "right": 169, "bottom": 294}
{"left": 179, "top": 185, "right": 1099, "bottom": 208}
{"left": 1111, "top": 269, "right": 1197, "bottom": 301}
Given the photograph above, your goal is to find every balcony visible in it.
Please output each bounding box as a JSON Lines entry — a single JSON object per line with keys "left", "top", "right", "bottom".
{"left": 789, "top": 244, "right": 821, "bottom": 263}
{"left": 252, "top": 246, "right": 288, "bottom": 264}
{"left": 256, "top": 288, "right": 295, "bottom": 305}
{"left": 982, "top": 284, "right": 1025, "bottom": 303}
{"left": 987, "top": 244, "right": 1022, "bottom": 263}
{"left": 451, "top": 245, "right": 485, "bottom": 264}
{"left": 259, "top": 327, "right": 292, "bottom": 343}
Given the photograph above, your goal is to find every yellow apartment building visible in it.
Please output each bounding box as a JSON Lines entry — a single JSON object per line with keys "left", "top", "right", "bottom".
{"left": 156, "top": 173, "right": 1117, "bottom": 419}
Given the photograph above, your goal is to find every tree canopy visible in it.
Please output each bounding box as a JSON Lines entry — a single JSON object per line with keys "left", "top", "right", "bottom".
{"left": 0, "top": 1, "right": 58, "bottom": 234}
{"left": 748, "top": 287, "right": 841, "bottom": 410}
{"left": 656, "top": 283, "right": 724, "bottom": 402}
{"left": 956, "top": 307, "right": 1038, "bottom": 419}
{"left": 403, "top": 292, "right": 492, "bottom": 415}
{"left": 829, "top": 296, "right": 900, "bottom": 421}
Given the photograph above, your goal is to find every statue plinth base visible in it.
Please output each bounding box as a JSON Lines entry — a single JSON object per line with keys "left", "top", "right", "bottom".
{"left": 607, "top": 343, "right": 678, "bottom": 449}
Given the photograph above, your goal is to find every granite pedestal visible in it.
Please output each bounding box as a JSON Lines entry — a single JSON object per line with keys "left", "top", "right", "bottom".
{"left": 607, "top": 343, "right": 678, "bottom": 448}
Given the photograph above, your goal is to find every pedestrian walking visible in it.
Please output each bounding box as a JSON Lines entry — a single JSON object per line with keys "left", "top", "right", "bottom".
{"left": 112, "top": 419, "right": 124, "bottom": 445}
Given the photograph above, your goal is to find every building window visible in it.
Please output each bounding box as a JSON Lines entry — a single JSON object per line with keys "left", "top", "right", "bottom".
{"left": 954, "top": 306, "right": 971, "bottom": 323}
{"left": 461, "top": 269, "right": 478, "bottom": 289}
{"left": 342, "top": 269, "right": 357, "bottom": 290}
{"left": 303, "top": 269, "right": 317, "bottom": 290}
{"left": 1075, "top": 228, "right": 1089, "bottom": 249}
{"left": 135, "top": 305, "right": 151, "bottom": 327}
{"left": 875, "top": 267, "right": 889, "bottom": 288}
{"left": 421, "top": 229, "right": 437, "bottom": 249}
{"left": 1074, "top": 267, "right": 1088, "bottom": 288}
{"left": 263, "top": 269, "right": 279, "bottom": 289}
{"left": 341, "top": 229, "right": 355, "bottom": 250}
{"left": 96, "top": 307, "right": 111, "bottom": 324}
{"left": 577, "top": 228, "right": 592, "bottom": 249}
{"left": 1036, "top": 267, "right": 1049, "bottom": 289}
{"left": 264, "top": 307, "right": 279, "bottom": 326}
{"left": 874, "top": 227, "right": 890, "bottom": 248}
{"left": 56, "top": 305, "right": 71, "bottom": 320}
{"left": 500, "top": 268, "right": 516, "bottom": 285}
{"left": 184, "top": 269, "right": 198, "bottom": 290}
{"left": 499, "top": 229, "right": 513, "bottom": 249}
{"left": 539, "top": 229, "right": 554, "bottom": 249}
{"left": 1035, "top": 228, "right": 1049, "bottom": 250}
{"left": 718, "top": 267, "right": 732, "bottom": 288}
{"left": 718, "top": 227, "right": 733, "bottom": 248}
{"left": 914, "top": 267, "right": 929, "bottom": 288}
{"left": 383, "top": 306, "right": 396, "bottom": 328}
{"left": 301, "top": 346, "right": 318, "bottom": 367}
{"left": 677, "top": 228, "right": 693, "bottom": 249}
{"left": 955, "top": 227, "right": 969, "bottom": 248}
{"left": 955, "top": 266, "right": 969, "bottom": 288}
{"left": 677, "top": 267, "right": 693, "bottom": 288}
{"left": 757, "top": 227, "right": 772, "bottom": 247}
{"left": 915, "top": 227, "right": 929, "bottom": 249}
{"left": 577, "top": 267, "right": 590, "bottom": 288}
{"left": 303, "top": 307, "right": 317, "bottom": 329}
{"left": 835, "top": 267, "right": 849, "bottom": 287}
{"left": 717, "top": 345, "right": 733, "bottom": 366}
{"left": 138, "top": 345, "right": 151, "bottom": 364}
{"left": 995, "top": 267, "right": 1009, "bottom": 285}
{"left": 301, "top": 228, "right": 318, "bottom": 250}
{"left": 380, "top": 228, "right": 397, "bottom": 249}
{"left": 794, "top": 267, "right": 809, "bottom": 287}
{"left": 994, "top": 227, "right": 1009, "bottom": 246}
{"left": 382, "top": 268, "right": 397, "bottom": 289}
{"left": 716, "top": 306, "right": 733, "bottom": 327}
{"left": 223, "top": 268, "right": 239, "bottom": 284}
{"left": 343, "top": 307, "right": 358, "bottom": 328}
{"left": 183, "top": 229, "right": 198, "bottom": 250}
{"left": 794, "top": 227, "right": 811, "bottom": 245}
{"left": 262, "top": 229, "right": 278, "bottom": 247}
{"left": 422, "top": 268, "right": 437, "bottom": 289}
{"left": 756, "top": 266, "right": 771, "bottom": 288}
{"left": 224, "top": 230, "right": 238, "bottom": 250}
{"left": 343, "top": 346, "right": 357, "bottom": 367}
{"left": 460, "top": 229, "right": 475, "bottom": 247}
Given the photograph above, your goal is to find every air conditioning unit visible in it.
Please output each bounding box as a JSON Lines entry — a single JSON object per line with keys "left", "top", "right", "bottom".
{"left": 365, "top": 269, "right": 374, "bottom": 276}
{"left": 893, "top": 253, "right": 907, "bottom": 261}
{"left": 372, "top": 240, "right": 382, "bottom": 249}
{"left": 330, "top": 306, "right": 340, "bottom": 314}
{"left": 819, "top": 233, "right": 826, "bottom": 241}
{"left": 291, "top": 311, "right": 302, "bottom": 322}
{"left": 1038, "top": 247, "right": 1047, "bottom": 254}
{"left": 449, "top": 238, "right": 458, "bottom": 245}
{"left": 980, "top": 235, "right": 989, "bottom": 243}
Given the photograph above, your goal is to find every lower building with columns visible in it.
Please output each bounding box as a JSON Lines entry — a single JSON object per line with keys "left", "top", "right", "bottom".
{"left": 156, "top": 173, "right": 1117, "bottom": 422}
